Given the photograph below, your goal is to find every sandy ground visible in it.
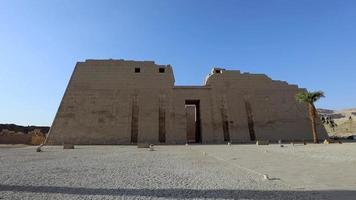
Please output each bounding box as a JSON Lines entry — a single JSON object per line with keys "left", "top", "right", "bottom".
{"left": 0, "top": 144, "right": 356, "bottom": 200}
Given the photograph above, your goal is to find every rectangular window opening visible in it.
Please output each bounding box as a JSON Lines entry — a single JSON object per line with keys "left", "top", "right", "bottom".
{"left": 159, "top": 68, "right": 165, "bottom": 73}
{"left": 135, "top": 68, "right": 140, "bottom": 73}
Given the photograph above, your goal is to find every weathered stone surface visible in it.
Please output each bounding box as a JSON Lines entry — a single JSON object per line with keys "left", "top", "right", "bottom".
{"left": 256, "top": 140, "right": 269, "bottom": 145}
{"left": 29, "top": 129, "right": 46, "bottom": 145}
{"left": 323, "top": 139, "right": 332, "bottom": 144}
{"left": 46, "top": 59, "right": 328, "bottom": 144}
{"left": 63, "top": 144, "right": 74, "bottom": 149}
{"left": 137, "top": 143, "right": 150, "bottom": 148}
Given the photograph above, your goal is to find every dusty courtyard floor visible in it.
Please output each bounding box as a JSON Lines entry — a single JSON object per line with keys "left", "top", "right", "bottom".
{"left": 0, "top": 143, "right": 356, "bottom": 199}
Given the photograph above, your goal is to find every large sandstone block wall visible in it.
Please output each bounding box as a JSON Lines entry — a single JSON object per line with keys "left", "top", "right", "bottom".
{"left": 0, "top": 134, "right": 32, "bottom": 144}
{"left": 205, "top": 69, "right": 327, "bottom": 142}
{"left": 47, "top": 60, "right": 328, "bottom": 144}
{"left": 47, "top": 60, "right": 174, "bottom": 144}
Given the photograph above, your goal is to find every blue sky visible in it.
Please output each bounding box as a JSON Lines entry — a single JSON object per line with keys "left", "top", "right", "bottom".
{"left": 1, "top": 0, "right": 356, "bottom": 126}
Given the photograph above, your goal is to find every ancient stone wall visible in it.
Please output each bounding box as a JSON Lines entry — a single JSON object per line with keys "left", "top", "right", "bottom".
{"left": 47, "top": 60, "right": 328, "bottom": 144}
{"left": 0, "top": 134, "right": 32, "bottom": 144}
{"left": 0, "top": 129, "right": 46, "bottom": 145}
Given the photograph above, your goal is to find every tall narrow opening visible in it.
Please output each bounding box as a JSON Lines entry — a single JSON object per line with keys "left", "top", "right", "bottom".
{"left": 244, "top": 100, "right": 256, "bottom": 141}
{"left": 131, "top": 96, "right": 139, "bottom": 143}
{"left": 158, "top": 97, "right": 166, "bottom": 143}
{"left": 185, "top": 100, "right": 201, "bottom": 143}
{"left": 221, "top": 107, "right": 230, "bottom": 142}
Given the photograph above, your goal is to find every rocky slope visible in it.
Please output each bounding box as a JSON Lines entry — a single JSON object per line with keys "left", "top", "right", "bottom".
{"left": 317, "top": 108, "right": 356, "bottom": 137}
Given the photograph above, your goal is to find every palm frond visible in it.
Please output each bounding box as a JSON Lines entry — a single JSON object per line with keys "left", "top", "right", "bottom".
{"left": 295, "top": 90, "right": 325, "bottom": 103}
{"left": 310, "top": 91, "right": 325, "bottom": 102}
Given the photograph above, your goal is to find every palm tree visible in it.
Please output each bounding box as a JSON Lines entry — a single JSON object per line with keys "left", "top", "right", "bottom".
{"left": 295, "top": 90, "right": 325, "bottom": 143}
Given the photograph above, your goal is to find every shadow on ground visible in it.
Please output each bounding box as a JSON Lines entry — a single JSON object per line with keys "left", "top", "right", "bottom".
{"left": 1, "top": 184, "right": 355, "bottom": 199}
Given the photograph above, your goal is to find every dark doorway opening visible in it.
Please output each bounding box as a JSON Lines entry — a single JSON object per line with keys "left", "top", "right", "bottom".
{"left": 185, "top": 100, "right": 201, "bottom": 143}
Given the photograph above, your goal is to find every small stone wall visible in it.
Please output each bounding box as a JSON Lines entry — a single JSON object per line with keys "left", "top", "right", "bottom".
{"left": 0, "top": 134, "right": 32, "bottom": 144}
{"left": 0, "top": 129, "right": 46, "bottom": 145}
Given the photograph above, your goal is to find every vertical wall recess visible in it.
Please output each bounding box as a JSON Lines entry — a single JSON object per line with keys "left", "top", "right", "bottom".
{"left": 158, "top": 95, "right": 166, "bottom": 143}
{"left": 244, "top": 99, "right": 256, "bottom": 141}
{"left": 221, "top": 97, "right": 230, "bottom": 142}
{"left": 131, "top": 95, "right": 139, "bottom": 143}
{"left": 185, "top": 100, "right": 201, "bottom": 143}
{"left": 185, "top": 105, "right": 196, "bottom": 143}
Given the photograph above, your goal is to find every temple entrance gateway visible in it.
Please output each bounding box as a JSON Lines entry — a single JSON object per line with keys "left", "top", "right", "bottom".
{"left": 185, "top": 100, "right": 201, "bottom": 143}
{"left": 46, "top": 60, "right": 328, "bottom": 145}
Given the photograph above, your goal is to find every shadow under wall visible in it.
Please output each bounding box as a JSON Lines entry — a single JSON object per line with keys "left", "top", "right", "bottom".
{"left": 0, "top": 184, "right": 355, "bottom": 199}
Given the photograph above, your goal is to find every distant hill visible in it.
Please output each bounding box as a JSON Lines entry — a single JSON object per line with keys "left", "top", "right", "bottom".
{"left": 0, "top": 124, "right": 50, "bottom": 134}
{"left": 317, "top": 108, "right": 356, "bottom": 121}
{"left": 317, "top": 108, "right": 356, "bottom": 137}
